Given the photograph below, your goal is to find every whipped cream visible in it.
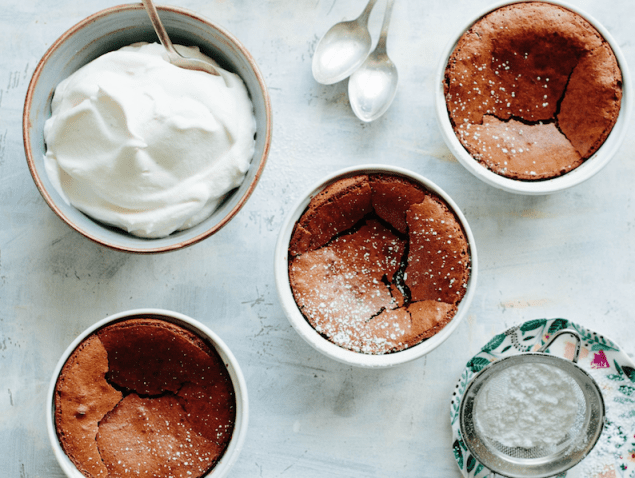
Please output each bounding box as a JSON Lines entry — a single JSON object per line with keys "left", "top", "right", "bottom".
{"left": 44, "top": 42, "right": 256, "bottom": 238}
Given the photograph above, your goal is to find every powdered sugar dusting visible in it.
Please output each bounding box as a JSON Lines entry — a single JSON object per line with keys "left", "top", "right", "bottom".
{"left": 474, "top": 362, "right": 583, "bottom": 449}
{"left": 289, "top": 174, "right": 471, "bottom": 355}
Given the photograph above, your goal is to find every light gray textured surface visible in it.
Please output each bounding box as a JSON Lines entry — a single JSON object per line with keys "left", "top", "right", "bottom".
{"left": 1, "top": 0, "right": 634, "bottom": 477}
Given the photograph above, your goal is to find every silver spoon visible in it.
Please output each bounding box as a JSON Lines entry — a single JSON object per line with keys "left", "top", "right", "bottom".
{"left": 141, "top": 0, "right": 220, "bottom": 76}
{"left": 312, "top": 0, "right": 379, "bottom": 85}
{"left": 348, "top": 0, "right": 397, "bottom": 122}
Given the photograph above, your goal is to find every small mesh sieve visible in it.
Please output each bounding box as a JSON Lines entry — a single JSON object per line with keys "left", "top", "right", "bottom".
{"left": 459, "top": 329, "right": 605, "bottom": 478}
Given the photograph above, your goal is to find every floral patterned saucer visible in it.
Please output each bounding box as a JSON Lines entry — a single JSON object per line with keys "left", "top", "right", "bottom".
{"left": 450, "top": 318, "right": 635, "bottom": 478}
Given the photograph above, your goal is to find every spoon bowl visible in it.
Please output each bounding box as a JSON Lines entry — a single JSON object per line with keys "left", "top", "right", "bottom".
{"left": 348, "top": 0, "right": 397, "bottom": 122}
{"left": 312, "top": 0, "right": 378, "bottom": 85}
{"left": 348, "top": 50, "right": 398, "bottom": 122}
{"left": 142, "top": 0, "right": 220, "bottom": 76}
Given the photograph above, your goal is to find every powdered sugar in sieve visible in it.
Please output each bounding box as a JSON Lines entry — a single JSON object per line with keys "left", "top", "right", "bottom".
{"left": 460, "top": 329, "right": 605, "bottom": 478}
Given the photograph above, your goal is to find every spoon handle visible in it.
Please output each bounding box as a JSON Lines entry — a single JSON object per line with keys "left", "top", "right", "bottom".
{"left": 357, "top": 0, "right": 379, "bottom": 25}
{"left": 141, "top": 0, "right": 220, "bottom": 76}
{"left": 141, "top": 0, "right": 180, "bottom": 59}
{"left": 376, "top": 0, "right": 395, "bottom": 53}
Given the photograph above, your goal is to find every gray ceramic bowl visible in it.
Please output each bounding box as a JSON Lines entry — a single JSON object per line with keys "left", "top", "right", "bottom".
{"left": 23, "top": 4, "right": 272, "bottom": 253}
{"left": 47, "top": 308, "right": 249, "bottom": 478}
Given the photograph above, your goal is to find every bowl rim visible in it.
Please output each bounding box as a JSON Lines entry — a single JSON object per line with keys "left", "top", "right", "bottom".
{"left": 46, "top": 308, "right": 249, "bottom": 478}
{"left": 273, "top": 164, "right": 478, "bottom": 368}
{"left": 23, "top": 4, "right": 272, "bottom": 253}
{"left": 434, "top": 0, "right": 633, "bottom": 195}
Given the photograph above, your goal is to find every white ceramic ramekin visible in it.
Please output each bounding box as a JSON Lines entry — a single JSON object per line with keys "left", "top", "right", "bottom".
{"left": 47, "top": 308, "right": 248, "bottom": 478}
{"left": 274, "top": 165, "right": 478, "bottom": 368}
{"left": 435, "top": 0, "right": 632, "bottom": 195}
{"left": 24, "top": 4, "right": 272, "bottom": 253}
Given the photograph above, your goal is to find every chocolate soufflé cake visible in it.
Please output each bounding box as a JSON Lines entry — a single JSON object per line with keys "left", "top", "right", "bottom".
{"left": 288, "top": 174, "right": 471, "bottom": 354}
{"left": 444, "top": 1, "right": 622, "bottom": 180}
{"left": 54, "top": 318, "right": 235, "bottom": 478}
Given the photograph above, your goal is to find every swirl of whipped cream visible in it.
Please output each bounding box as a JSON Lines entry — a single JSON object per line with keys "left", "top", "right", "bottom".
{"left": 44, "top": 42, "right": 256, "bottom": 238}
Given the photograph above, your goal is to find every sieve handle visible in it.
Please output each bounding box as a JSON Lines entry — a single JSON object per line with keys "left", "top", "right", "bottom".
{"left": 537, "top": 328, "right": 582, "bottom": 362}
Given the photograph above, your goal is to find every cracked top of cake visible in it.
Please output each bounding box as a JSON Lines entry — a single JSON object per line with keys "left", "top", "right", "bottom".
{"left": 288, "top": 174, "right": 471, "bottom": 355}
{"left": 443, "top": 1, "right": 622, "bottom": 180}
{"left": 54, "top": 318, "right": 235, "bottom": 478}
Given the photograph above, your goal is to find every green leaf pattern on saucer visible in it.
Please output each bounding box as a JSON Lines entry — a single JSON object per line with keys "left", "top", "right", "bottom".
{"left": 450, "top": 318, "right": 635, "bottom": 478}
